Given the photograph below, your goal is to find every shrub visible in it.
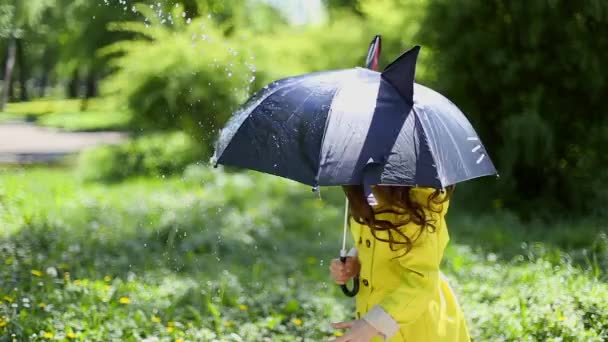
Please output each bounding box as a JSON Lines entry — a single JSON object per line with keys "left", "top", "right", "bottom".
{"left": 101, "top": 4, "right": 256, "bottom": 152}
{"left": 418, "top": 0, "right": 608, "bottom": 217}
{"left": 77, "top": 132, "right": 204, "bottom": 182}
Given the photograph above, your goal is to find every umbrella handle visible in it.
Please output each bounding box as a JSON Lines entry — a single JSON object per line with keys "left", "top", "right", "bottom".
{"left": 339, "top": 256, "right": 360, "bottom": 297}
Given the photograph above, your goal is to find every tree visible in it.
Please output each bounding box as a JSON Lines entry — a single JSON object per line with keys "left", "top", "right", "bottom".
{"left": 0, "top": 0, "right": 56, "bottom": 109}
{"left": 418, "top": 0, "right": 608, "bottom": 217}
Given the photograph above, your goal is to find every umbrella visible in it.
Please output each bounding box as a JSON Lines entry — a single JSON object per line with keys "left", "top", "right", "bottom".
{"left": 213, "top": 36, "right": 497, "bottom": 296}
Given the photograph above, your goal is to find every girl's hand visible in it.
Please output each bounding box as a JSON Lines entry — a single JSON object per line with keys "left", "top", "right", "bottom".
{"left": 329, "top": 319, "right": 380, "bottom": 342}
{"left": 329, "top": 257, "right": 360, "bottom": 285}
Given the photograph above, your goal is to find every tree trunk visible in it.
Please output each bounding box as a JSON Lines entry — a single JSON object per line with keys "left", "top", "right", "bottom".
{"left": 38, "top": 48, "right": 52, "bottom": 97}
{"left": 16, "top": 38, "right": 28, "bottom": 101}
{"left": 85, "top": 70, "right": 97, "bottom": 98}
{"left": 1, "top": 36, "right": 17, "bottom": 111}
{"left": 16, "top": 39, "right": 29, "bottom": 101}
{"left": 67, "top": 69, "right": 79, "bottom": 98}
{"left": 81, "top": 70, "right": 98, "bottom": 111}
{"left": 39, "top": 70, "right": 49, "bottom": 98}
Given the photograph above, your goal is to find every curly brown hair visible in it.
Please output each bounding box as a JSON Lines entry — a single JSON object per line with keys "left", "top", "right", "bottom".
{"left": 342, "top": 185, "right": 454, "bottom": 255}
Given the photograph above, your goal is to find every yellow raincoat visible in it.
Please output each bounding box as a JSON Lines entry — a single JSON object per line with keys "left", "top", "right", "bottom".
{"left": 350, "top": 188, "right": 470, "bottom": 342}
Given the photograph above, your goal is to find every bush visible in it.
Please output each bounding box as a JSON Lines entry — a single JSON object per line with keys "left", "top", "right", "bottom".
{"left": 77, "top": 132, "right": 204, "bottom": 182}
{"left": 101, "top": 4, "right": 257, "bottom": 152}
{"left": 417, "top": 0, "right": 608, "bottom": 217}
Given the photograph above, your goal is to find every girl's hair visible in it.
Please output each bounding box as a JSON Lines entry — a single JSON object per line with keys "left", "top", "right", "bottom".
{"left": 342, "top": 185, "right": 454, "bottom": 255}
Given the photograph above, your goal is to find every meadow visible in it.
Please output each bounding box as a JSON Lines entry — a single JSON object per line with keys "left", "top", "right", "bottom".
{"left": 1, "top": 162, "right": 607, "bottom": 341}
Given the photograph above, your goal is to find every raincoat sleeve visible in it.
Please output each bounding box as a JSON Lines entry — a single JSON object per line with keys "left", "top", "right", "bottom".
{"left": 376, "top": 223, "right": 441, "bottom": 326}
{"left": 363, "top": 306, "right": 400, "bottom": 340}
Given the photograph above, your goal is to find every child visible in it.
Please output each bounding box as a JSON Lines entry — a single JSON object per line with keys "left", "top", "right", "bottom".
{"left": 329, "top": 185, "right": 470, "bottom": 342}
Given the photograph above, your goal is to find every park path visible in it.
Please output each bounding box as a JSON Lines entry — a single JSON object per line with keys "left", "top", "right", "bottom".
{"left": 0, "top": 122, "right": 126, "bottom": 163}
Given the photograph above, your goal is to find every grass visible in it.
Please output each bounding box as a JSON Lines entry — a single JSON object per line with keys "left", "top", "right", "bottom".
{"left": 37, "top": 111, "right": 130, "bottom": 132}
{"left": 0, "top": 166, "right": 607, "bottom": 341}
{"left": 0, "top": 99, "right": 130, "bottom": 132}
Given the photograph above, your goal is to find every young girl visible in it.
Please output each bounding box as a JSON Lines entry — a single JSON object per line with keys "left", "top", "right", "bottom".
{"left": 329, "top": 185, "right": 470, "bottom": 342}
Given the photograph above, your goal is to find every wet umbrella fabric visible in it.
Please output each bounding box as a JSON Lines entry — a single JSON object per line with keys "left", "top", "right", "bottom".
{"left": 213, "top": 46, "right": 497, "bottom": 195}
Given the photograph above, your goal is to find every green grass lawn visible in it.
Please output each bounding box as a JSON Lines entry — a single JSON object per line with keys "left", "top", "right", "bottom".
{"left": 37, "top": 111, "right": 130, "bottom": 132}
{"left": 0, "top": 166, "right": 606, "bottom": 341}
{"left": 0, "top": 99, "right": 130, "bottom": 132}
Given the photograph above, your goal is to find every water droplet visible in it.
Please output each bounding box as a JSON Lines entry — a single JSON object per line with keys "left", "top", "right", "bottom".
{"left": 186, "top": 18, "right": 192, "bottom": 24}
{"left": 227, "top": 72, "right": 233, "bottom": 77}
{"left": 182, "top": 11, "right": 186, "bottom": 17}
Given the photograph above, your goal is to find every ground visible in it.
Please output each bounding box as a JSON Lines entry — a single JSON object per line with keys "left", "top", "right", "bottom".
{"left": 0, "top": 122, "right": 125, "bottom": 163}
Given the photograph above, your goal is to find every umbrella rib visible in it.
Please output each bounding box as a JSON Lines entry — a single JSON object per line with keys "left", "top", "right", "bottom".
{"left": 418, "top": 106, "right": 470, "bottom": 183}
{"left": 215, "top": 77, "right": 313, "bottom": 164}
{"left": 284, "top": 90, "right": 315, "bottom": 124}
{"left": 313, "top": 84, "right": 346, "bottom": 187}
{"left": 413, "top": 107, "right": 443, "bottom": 187}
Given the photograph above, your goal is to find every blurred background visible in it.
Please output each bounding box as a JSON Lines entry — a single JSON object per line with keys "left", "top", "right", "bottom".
{"left": 0, "top": 0, "right": 607, "bottom": 340}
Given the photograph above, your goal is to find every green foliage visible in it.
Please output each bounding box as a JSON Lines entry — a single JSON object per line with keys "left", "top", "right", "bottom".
{"left": 0, "top": 166, "right": 607, "bottom": 340}
{"left": 0, "top": 3, "right": 15, "bottom": 38}
{"left": 0, "top": 0, "right": 52, "bottom": 38}
{"left": 44, "top": 0, "right": 138, "bottom": 78}
{"left": 77, "top": 132, "right": 204, "bottom": 182}
{"left": 449, "top": 247, "right": 608, "bottom": 341}
{"left": 102, "top": 6, "right": 255, "bottom": 150}
{"left": 0, "top": 166, "right": 346, "bottom": 340}
{"left": 417, "top": 0, "right": 608, "bottom": 217}
{"left": 248, "top": 11, "right": 369, "bottom": 80}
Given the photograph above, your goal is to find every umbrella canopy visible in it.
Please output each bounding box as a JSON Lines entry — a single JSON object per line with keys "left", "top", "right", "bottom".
{"left": 213, "top": 45, "right": 497, "bottom": 193}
